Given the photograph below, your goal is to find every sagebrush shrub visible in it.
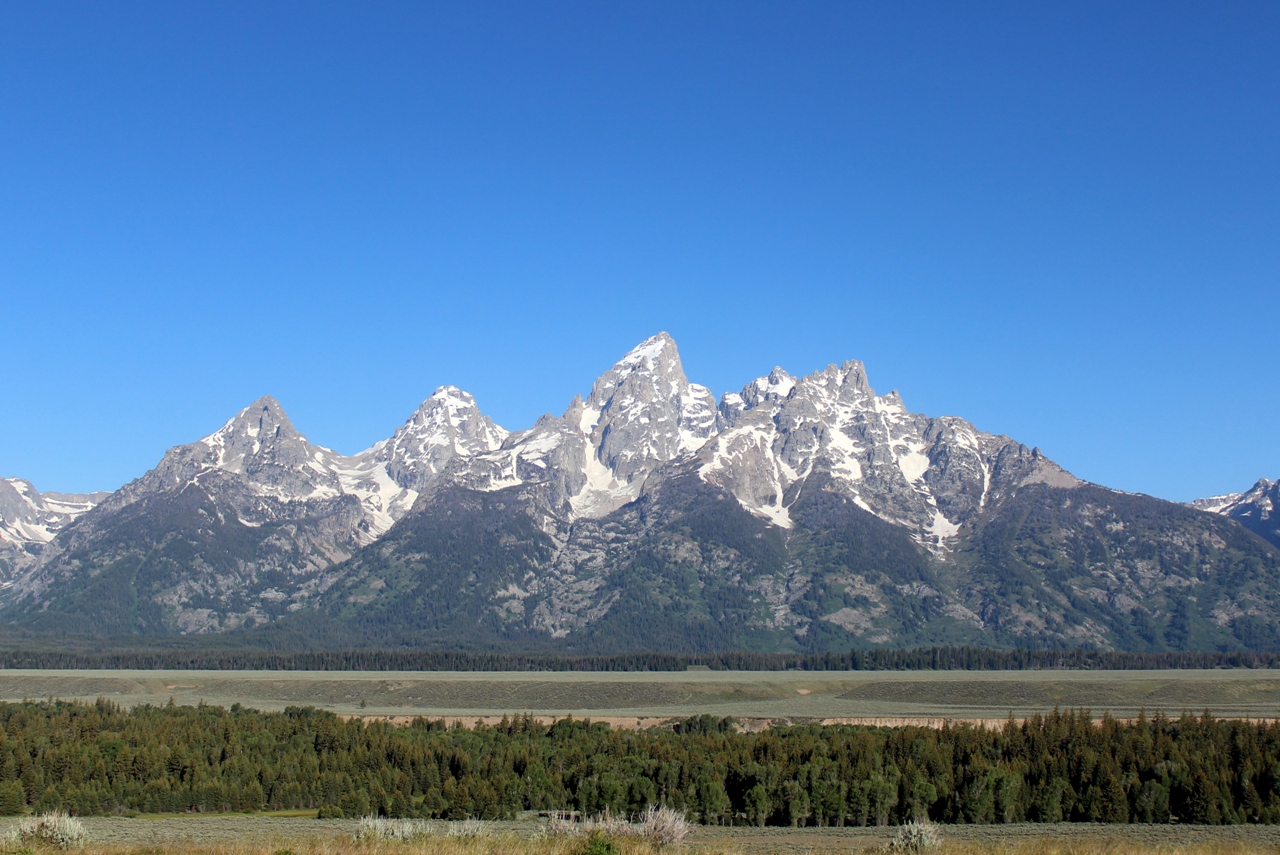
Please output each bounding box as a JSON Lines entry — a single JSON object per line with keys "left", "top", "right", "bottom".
{"left": 641, "top": 805, "right": 692, "bottom": 847}
{"left": 887, "top": 818, "right": 942, "bottom": 852}
{"left": 4, "top": 810, "right": 88, "bottom": 849}
{"left": 547, "top": 806, "right": 691, "bottom": 847}
{"left": 445, "top": 818, "right": 487, "bottom": 838}
{"left": 352, "top": 815, "right": 433, "bottom": 841}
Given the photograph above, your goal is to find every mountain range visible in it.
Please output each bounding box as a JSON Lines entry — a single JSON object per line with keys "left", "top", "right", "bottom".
{"left": 2, "top": 333, "right": 1277, "bottom": 652}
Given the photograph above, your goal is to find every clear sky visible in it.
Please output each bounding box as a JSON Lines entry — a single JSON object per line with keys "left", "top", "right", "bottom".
{"left": 1, "top": 2, "right": 1276, "bottom": 502}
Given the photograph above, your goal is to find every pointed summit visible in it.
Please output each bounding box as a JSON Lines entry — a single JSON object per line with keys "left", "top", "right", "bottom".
{"left": 615, "top": 331, "right": 678, "bottom": 367}
{"left": 587, "top": 332, "right": 687, "bottom": 409}
{"left": 741, "top": 367, "right": 797, "bottom": 408}
{"left": 207, "top": 396, "right": 299, "bottom": 440}
{"left": 197, "top": 395, "right": 314, "bottom": 474}
{"left": 378, "top": 385, "right": 508, "bottom": 491}
{"left": 581, "top": 333, "right": 717, "bottom": 485}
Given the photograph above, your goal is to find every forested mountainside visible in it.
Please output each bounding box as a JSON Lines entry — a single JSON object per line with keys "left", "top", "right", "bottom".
{"left": 3, "top": 334, "right": 1277, "bottom": 652}
{"left": 269, "top": 477, "right": 1280, "bottom": 653}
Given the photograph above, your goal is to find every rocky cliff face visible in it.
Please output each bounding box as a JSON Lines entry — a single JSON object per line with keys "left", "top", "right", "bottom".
{"left": 4, "top": 333, "right": 1277, "bottom": 651}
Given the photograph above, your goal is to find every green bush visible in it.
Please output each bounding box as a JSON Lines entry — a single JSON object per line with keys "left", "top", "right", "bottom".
{"left": 578, "top": 832, "right": 619, "bottom": 855}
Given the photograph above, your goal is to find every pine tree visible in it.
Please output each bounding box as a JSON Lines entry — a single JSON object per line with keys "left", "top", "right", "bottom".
{"left": 0, "top": 780, "right": 24, "bottom": 816}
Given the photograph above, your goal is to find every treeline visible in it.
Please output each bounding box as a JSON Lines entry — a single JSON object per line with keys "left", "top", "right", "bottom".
{"left": 0, "top": 699, "right": 1278, "bottom": 825}
{"left": 0, "top": 646, "right": 1278, "bottom": 672}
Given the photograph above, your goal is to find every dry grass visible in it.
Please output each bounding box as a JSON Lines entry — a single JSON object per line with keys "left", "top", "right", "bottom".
{"left": 933, "top": 845, "right": 1280, "bottom": 855}
{"left": 5, "top": 668, "right": 1280, "bottom": 722}
{"left": 25, "top": 842, "right": 1280, "bottom": 855}
{"left": 8, "top": 833, "right": 1280, "bottom": 855}
{"left": 24, "top": 839, "right": 652, "bottom": 855}
{"left": 5, "top": 816, "right": 1279, "bottom": 855}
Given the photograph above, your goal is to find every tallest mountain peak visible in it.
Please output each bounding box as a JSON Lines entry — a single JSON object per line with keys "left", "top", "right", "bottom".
{"left": 617, "top": 331, "right": 679, "bottom": 366}
{"left": 589, "top": 332, "right": 688, "bottom": 409}
{"left": 573, "top": 331, "right": 717, "bottom": 494}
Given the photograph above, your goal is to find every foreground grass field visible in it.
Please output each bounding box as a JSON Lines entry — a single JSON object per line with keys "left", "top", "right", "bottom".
{"left": 6, "top": 817, "right": 1280, "bottom": 854}
{"left": 3, "top": 669, "right": 1280, "bottom": 723}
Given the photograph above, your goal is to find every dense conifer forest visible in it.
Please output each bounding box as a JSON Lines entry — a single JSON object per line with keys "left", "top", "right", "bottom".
{"left": 0, "top": 699, "right": 1277, "bottom": 825}
{"left": 0, "top": 646, "right": 1277, "bottom": 672}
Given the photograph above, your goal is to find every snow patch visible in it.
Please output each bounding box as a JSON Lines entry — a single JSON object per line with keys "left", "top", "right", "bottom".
{"left": 752, "top": 502, "right": 792, "bottom": 528}
{"left": 895, "top": 444, "right": 930, "bottom": 483}
{"left": 618, "top": 334, "right": 672, "bottom": 366}
{"left": 927, "top": 510, "right": 961, "bottom": 539}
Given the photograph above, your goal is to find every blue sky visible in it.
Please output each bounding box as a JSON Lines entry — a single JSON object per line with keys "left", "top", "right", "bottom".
{"left": 1, "top": 1, "right": 1276, "bottom": 502}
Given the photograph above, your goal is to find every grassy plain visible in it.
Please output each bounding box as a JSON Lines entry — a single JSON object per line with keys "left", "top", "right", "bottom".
{"left": 7, "top": 817, "right": 1280, "bottom": 854}
{"left": 1, "top": 669, "right": 1279, "bottom": 724}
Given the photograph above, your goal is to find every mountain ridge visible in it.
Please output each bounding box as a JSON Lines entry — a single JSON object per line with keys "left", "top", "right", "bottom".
{"left": 2, "top": 333, "right": 1277, "bottom": 651}
{"left": 1193, "top": 477, "right": 1280, "bottom": 549}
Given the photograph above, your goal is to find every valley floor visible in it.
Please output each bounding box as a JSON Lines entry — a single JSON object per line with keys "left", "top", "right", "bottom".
{"left": 8, "top": 816, "right": 1280, "bottom": 855}
{"left": 2, "top": 668, "right": 1280, "bottom": 723}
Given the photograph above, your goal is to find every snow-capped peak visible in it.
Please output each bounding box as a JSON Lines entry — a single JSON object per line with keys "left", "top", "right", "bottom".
{"left": 1196, "top": 478, "right": 1275, "bottom": 516}
{"left": 614, "top": 331, "right": 678, "bottom": 369}
{"left": 1193, "top": 493, "right": 1245, "bottom": 514}
{"left": 698, "top": 353, "right": 1077, "bottom": 544}
{"left": 198, "top": 395, "right": 314, "bottom": 472}
{"left": 1194, "top": 477, "right": 1280, "bottom": 549}
{"left": 587, "top": 332, "right": 684, "bottom": 409}
{"left": 584, "top": 331, "right": 717, "bottom": 485}
{"left": 377, "top": 385, "right": 509, "bottom": 491}
{"left": 747, "top": 367, "right": 797, "bottom": 405}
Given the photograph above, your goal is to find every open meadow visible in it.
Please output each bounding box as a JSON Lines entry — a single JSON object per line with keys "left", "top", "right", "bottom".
{"left": 1, "top": 668, "right": 1279, "bottom": 725}
{"left": 4, "top": 816, "right": 1280, "bottom": 855}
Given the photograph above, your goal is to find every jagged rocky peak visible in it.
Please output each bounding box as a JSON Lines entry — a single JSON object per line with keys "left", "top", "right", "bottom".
{"left": 1230, "top": 477, "right": 1277, "bottom": 526}
{"left": 799, "top": 360, "right": 875, "bottom": 406}
{"left": 199, "top": 395, "right": 315, "bottom": 473}
{"left": 1195, "top": 477, "right": 1279, "bottom": 548}
{"left": 1241, "top": 477, "right": 1275, "bottom": 506}
{"left": 699, "top": 354, "right": 1079, "bottom": 542}
{"left": 1193, "top": 492, "right": 1244, "bottom": 514}
{"left": 115, "top": 395, "right": 345, "bottom": 505}
{"left": 581, "top": 332, "right": 718, "bottom": 483}
{"left": 741, "top": 366, "right": 797, "bottom": 409}
{"left": 437, "top": 333, "right": 725, "bottom": 520}
{"left": 378, "top": 385, "right": 508, "bottom": 491}
{"left": 1195, "top": 478, "right": 1275, "bottom": 516}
